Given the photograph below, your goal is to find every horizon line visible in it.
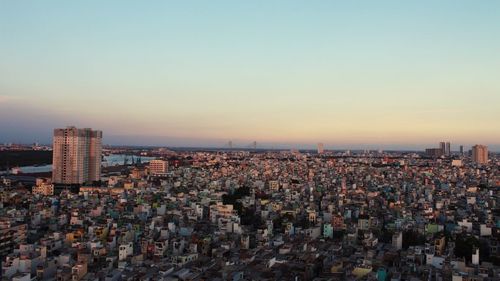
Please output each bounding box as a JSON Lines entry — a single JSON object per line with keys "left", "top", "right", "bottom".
{"left": 3, "top": 142, "right": 499, "bottom": 153}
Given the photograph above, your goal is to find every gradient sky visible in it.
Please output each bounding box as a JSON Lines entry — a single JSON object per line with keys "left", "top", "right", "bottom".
{"left": 1, "top": 1, "right": 499, "bottom": 150}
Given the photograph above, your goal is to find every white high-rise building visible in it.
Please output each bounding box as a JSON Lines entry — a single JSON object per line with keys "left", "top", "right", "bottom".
{"left": 52, "top": 127, "right": 102, "bottom": 184}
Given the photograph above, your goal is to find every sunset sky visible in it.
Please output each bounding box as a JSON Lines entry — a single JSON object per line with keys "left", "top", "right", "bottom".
{"left": 1, "top": 1, "right": 499, "bottom": 150}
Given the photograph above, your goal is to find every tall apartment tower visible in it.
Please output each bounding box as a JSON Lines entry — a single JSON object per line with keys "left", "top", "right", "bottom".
{"left": 317, "top": 143, "right": 324, "bottom": 154}
{"left": 471, "top": 144, "right": 488, "bottom": 164}
{"left": 460, "top": 145, "right": 464, "bottom": 156}
{"left": 445, "top": 142, "right": 451, "bottom": 156}
{"left": 439, "top": 142, "right": 446, "bottom": 156}
{"left": 52, "top": 127, "right": 102, "bottom": 184}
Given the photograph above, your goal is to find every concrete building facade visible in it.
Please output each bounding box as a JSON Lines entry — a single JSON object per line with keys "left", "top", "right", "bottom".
{"left": 52, "top": 127, "right": 102, "bottom": 184}
{"left": 471, "top": 144, "right": 488, "bottom": 164}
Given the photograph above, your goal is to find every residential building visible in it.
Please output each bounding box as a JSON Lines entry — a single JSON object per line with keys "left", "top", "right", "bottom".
{"left": 52, "top": 127, "right": 102, "bottom": 184}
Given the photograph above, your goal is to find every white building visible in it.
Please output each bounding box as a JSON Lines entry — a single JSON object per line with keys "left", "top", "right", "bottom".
{"left": 472, "top": 248, "right": 479, "bottom": 265}
{"left": 392, "top": 231, "right": 402, "bottom": 250}
{"left": 119, "top": 242, "right": 134, "bottom": 261}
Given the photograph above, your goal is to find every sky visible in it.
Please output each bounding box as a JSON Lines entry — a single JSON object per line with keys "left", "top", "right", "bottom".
{"left": 1, "top": 1, "right": 499, "bottom": 150}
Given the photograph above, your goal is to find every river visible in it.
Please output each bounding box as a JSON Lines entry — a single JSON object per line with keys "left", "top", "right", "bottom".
{"left": 6, "top": 154, "right": 156, "bottom": 174}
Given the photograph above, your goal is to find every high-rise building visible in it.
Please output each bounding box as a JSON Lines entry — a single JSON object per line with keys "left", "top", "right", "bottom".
{"left": 52, "top": 127, "right": 102, "bottom": 184}
{"left": 460, "top": 145, "right": 464, "bottom": 156}
{"left": 471, "top": 144, "right": 488, "bottom": 164}
{"left": 439, "top": 142, "right": 446, "bottom": 156}
{"left": 425, "top": 148, "right": 442, "bottom": 158}
{"left": 445, "top": 142, "right": 451, "bottom": 156}
{"left": 317, "top": 143, "right": 324, "bottom": 154}
{"left": 149, "top": 159, "right": 168, "bottom": 175}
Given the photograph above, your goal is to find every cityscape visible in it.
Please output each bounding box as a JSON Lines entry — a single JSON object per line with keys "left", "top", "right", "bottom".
{"left": 1, "top": 1, "right": 500, "bottom": 281}
{"left": 0, "top": 128, "right": 498, "bottom": 280}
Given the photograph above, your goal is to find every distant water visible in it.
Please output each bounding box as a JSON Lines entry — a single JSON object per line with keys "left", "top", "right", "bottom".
{"left": 103, "top": 154, "right": 155, "bottom": 166}
{"left": 5, "top": 154, "right": 155, "bottom": 174}
{"left": 16, "top": 165, "right": 53, "bottom": 173}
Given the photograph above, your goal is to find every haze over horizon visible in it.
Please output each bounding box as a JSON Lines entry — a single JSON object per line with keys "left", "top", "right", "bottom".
{"left": 1, "top": 1, "right": 499, "bottom": 150}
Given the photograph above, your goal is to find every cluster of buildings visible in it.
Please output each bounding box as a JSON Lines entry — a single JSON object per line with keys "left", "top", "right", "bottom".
{"left": 425, "top": 142, "right": 489, "bottom": 165}
{"left": 0, "top": 127, "right": 499, "bottom": 280}
{"left": 0, "top": 144, "right": 51, "bottom": 152}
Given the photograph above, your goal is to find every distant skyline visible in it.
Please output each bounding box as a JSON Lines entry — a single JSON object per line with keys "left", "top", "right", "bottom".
{"left": 2, "top": 132, "right": 498, "bottom": 152}
{"left": 1, "top": 1, "right": 499, "bottom": 150}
